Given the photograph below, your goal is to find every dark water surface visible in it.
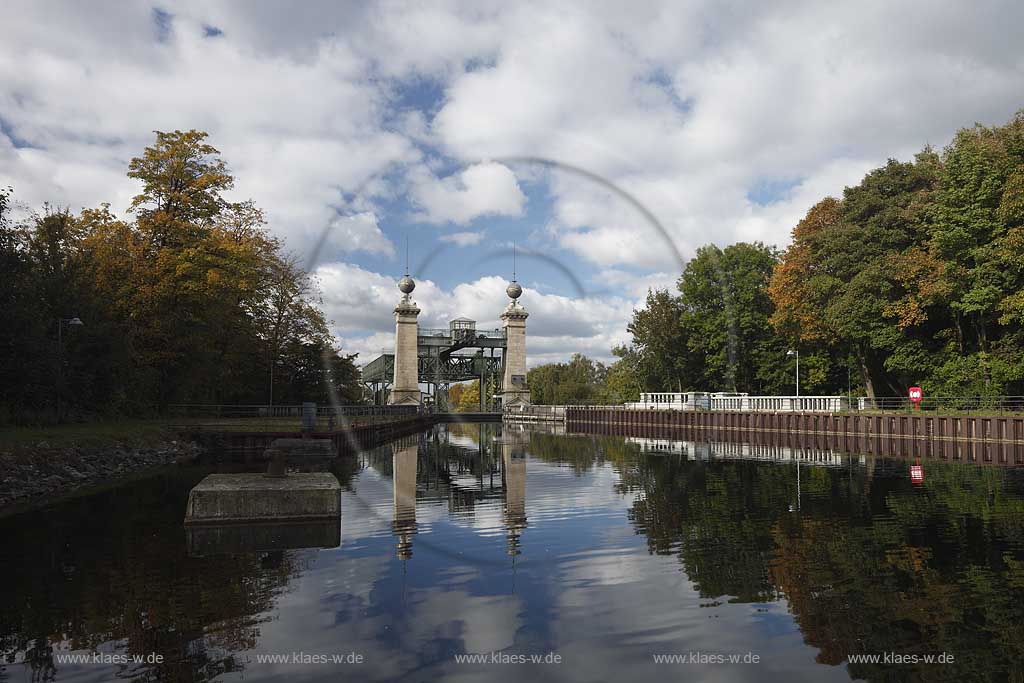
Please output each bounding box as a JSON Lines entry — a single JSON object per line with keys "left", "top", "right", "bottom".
{"left": 3, "top": 423, "right": 1024, "bottom": 682}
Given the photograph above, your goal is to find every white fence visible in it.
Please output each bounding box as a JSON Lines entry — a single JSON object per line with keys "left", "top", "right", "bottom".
{"left": 625, "top": 392, "right": 852, "bottom": 413}
{"left": 503, "top": 404, "right": 566, "bottom": 421}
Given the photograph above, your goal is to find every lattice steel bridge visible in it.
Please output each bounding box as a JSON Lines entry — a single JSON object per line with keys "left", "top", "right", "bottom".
{"left": 362, "top": 318, "right": 508, "bottom": 411}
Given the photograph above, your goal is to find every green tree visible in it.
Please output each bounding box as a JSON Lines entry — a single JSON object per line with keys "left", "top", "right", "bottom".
{"left": 928, "top": 113, "right": 1024, "bottom": 393}
{"left": 597, "top": 346, "right": 642, "bottom": 403}
{"left": 627, "top": 289, "right": 688, "bottom": 391}
{"left": 526, "top": 354, "right": 608, "bottom": 404}
{"left": 677, "top": 242, "right": 787, "bottom": 393}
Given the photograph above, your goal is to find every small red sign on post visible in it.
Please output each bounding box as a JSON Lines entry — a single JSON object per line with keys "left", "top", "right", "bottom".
{"left": 909, "top": 386, "right": 922, "bottom": 410}
{"left": 910, "top": 464, "right": 924, "bottom": 484}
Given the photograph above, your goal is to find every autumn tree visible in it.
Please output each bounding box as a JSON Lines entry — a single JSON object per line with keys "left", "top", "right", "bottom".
{"left": 456, "top": 380, "right": 481, "bottom": 412}
{"left": 769, "top": 156, "right": 946, "bottom": 398}
{"left": 0, "top": 130, "right": 365, "bottom": 423}
{"left": 128, "top": 129, "right": 233, "bottom": 248}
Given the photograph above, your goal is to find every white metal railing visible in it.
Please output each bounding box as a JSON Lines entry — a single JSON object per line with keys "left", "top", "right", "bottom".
{"left": 623, "top": 393, "right": 852, "bottom": 413}
{"left": 503, "top": 404, "right": 566, "bottom": 421}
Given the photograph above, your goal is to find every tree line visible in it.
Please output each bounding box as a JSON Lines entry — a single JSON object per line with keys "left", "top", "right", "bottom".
{"left": 0, "top": 130, "right": 362, "bottom": 424}
{"left": 529, "top": 109, "right": 1024, "bottom": 403}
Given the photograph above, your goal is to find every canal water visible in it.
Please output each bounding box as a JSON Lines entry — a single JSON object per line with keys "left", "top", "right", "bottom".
{"left": 2, "top": 422, "right": 1024, "bottom": 682}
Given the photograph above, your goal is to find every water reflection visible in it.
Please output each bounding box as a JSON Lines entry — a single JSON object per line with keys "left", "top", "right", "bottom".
{"left": 1, "top": 425, "right": 1023, "bottom": 681}
{"left": 501, "top": 427, "right": 528, "bottom": 556}
{"left": 392, "top": 437, "right": 418, "bottom": 560}
{"left": 0, "top": 467, "right": 331, "bottom": 681}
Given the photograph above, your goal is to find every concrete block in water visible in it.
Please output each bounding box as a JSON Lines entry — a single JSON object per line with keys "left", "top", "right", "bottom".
{"left": 185, "top": 473, "right": 340, "bottom": 524}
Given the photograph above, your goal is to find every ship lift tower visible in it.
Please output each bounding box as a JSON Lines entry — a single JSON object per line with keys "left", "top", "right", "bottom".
{"left": 361, "top": 272, "right": 530, "bottom": 412}
{"left": 362, "top": 318, "right": 507, "bottom": 411}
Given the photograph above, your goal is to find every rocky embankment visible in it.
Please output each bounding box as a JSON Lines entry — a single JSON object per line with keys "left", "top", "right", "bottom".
{"left": 0, "top": 440, "right": 202, "bottom": 512}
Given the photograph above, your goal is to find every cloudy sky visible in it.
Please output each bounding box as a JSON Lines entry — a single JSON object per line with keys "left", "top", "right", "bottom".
{"left": 2, "top": 1, "right": 1023, "bottom": 366}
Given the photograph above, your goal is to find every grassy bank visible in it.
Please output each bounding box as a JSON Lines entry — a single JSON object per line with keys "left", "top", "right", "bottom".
{"left": 0, "top": 419, "right": 184, "bottom": 450}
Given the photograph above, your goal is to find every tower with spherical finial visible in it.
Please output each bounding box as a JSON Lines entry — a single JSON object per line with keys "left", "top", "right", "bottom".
{"left": 390, "top": 241, "right": 421, "bottom": 404}
{"left": 500, "top": 244, "right": 531, "bottom": 406}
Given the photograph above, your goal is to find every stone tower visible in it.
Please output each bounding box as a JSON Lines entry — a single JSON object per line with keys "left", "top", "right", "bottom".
{"left": 389, "top": 274, "right": 421, "bottom": 404}
{"left": 500, "top": 279, "right": 531, "bottom": 406}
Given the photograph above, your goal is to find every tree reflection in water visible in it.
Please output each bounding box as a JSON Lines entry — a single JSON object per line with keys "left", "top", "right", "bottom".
{"left": 0, "top": 463, "right": 358, "bottom": 682}
{"left": 527, "top": 431, "right": 1024, "bottom": 680}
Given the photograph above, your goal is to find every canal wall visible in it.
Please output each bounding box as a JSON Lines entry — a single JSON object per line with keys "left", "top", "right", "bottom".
{"left": 189, "top": 414, "right": 436, "bottom": 462}
{"left": 565, "top": 407, "right": 1024, "bottom": 466}
{"left": 1, "top": 413, "right": 436, "bottom": 515}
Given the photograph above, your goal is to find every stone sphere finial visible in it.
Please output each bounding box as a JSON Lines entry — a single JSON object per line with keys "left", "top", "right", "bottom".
{"left": 398, "top": 275, "right": 416, "bottom": 295}
{"left": 506, "top": 281, "right": 523, "bottom": 300}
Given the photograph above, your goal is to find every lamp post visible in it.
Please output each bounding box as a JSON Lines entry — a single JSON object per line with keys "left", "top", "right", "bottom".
{"left": 269, "top": 357, "right": 285, "bottom": 411}
{"left": 787, "top": 349, "right": 800, "bottom": 398}
{"left": 56, "top": 317, "right": 84, "bottom": 420}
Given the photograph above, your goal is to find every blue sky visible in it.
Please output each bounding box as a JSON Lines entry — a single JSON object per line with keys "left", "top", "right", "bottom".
{"left": 2, "top": 1, "right": 1023, "bottom": 365}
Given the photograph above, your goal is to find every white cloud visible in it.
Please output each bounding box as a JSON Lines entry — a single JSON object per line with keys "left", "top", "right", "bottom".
{"left": 316, "top": 262, "right": 401, "bottom": 335}
{"left": 427, "top": 1, "right": 1024, "bottom": 266}
{"left": 0, "top": 5, "right": 417, "bottom": 252}
{"left": 410, "top": 162, "right": 526, "bottom": 225}
{"left": 597, "top": 269, "right": 678, "bottom": 298}
{"left": 3, "top": 0, "right": 1024, "bottom": 366}
{"left": 323, "top": 212, "right": 396, "bottom": 257}
{"left": 318, "top": 264, "right": 635, "bottom": 367}
{"left": 439, "top": 231, "right": 485, "bottom": 247}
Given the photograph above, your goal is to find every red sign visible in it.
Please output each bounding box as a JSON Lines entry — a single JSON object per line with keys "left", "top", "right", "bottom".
{"left": 908, "top": 386, "right": 922, "bottom": 410}
{"left": 910, "top": 465, "right": 924, "bottom": 484}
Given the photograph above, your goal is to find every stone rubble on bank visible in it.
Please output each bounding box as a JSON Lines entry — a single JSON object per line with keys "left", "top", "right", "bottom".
{"left": 0, "top": 440, "right": 202, "bottom": 511}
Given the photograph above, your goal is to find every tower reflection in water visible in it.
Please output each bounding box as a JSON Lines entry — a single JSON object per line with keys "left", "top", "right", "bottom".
{"left": 389, "top": 424, "right": 529, "bottom": 561}
{"left": 391, "top": 437, "right": 418, "bottom": 560}
{"left": 501, "top": 427, "right": 528, "bottom": 557}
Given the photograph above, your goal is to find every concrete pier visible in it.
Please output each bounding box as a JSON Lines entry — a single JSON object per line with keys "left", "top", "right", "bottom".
{"left": 185, "top": 473, "right": 341, "bottom": 523}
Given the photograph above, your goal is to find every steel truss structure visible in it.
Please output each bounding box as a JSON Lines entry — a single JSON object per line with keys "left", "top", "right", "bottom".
{"left": 363, "top": 323, "right": 507, "bottom": 411}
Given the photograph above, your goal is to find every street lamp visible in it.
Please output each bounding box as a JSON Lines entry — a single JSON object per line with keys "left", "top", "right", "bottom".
{"left": 269, "top": 357, "right": 285, "bottom": 410}
{"left": 787, "top": 349, "right": 800, "bottom": 397}
{"left": 57, "top": 317, "right": 84, "bottom": 420}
